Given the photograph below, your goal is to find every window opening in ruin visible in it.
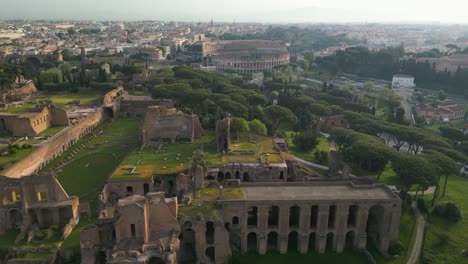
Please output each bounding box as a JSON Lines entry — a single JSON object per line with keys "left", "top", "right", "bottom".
{"left": 279, "top": 171, "right": 284, "bottom": 180}
{"left": 217, "top": 171, "right": 224, "bottom": 182}
{"left": 345, "top": 231, "right": 355, "bottom": 250}
{"left": 224, "top": 223, "right": 231, "bottom": 232}
{"left": 37, "top": 191, "right": 48, "bottom": 201}
{"left": 247, "top": 206, "right": 258, "bottom": 227}
{"left": 143, "top": 183, "right": 150, "bottom": 195}
{"left": 267, "top": 232, "right": 278, "bottom": 252}
{"left": 310, "top": 206, "right": 318, "bottom": 228}
{"left": 205, "top": 246, "right": 215, "bottom": 263}
{"left": 268, "top": 206, "right": 279, "bottom": 227}
{"left": 348, "top": 205, "right": 358, "bottom": 227}
{"left": 206, "top": 221, "right": 215, "bottom": 244}
{"left": 288, "top": 231, "right": 299, "bottom": 252}
{"left": 328, "top": 205, "right": 336, "bottom": 228}
{"left": 309, "top": 232, "right": 316, "bottom": 251}
{"left": 326, "top": 232, "right": 334, "bottom": 251}
{"left": 126, "top": 186, "right": 133, "bottom": 193}
{"left": 130, "top": 224, "right": 136, "bottom": 238}
{"left": 232, "top": 216, "right": 239, "bottom": 225}
{"left": 225, "top": 172, "right": 231, "bottom": 179}
{"left": 243, "top": 172, "right": 249, "bottom": 182}
{"left": 235, "top": 171, "right": 240, "bottom": 178}
{"left": 289, "top": 206, "right": 300, "bottom": 227}
{"left": 247, "top": 232, "right": 257, "bottom": 252}
{"left": 168, "top": 180, "right": 174, "bottom": 194}
{"left": 366, "top": 205, "right": 384, "bottom": 247}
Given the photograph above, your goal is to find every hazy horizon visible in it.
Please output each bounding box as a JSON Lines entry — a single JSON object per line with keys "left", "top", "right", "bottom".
{"left": 2, "top": 0, "right": 468, "bottom": 24}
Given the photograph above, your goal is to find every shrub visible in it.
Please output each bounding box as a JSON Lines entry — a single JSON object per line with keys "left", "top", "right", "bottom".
{"left": 434, "top": 202, "right": 462, "bottom": 222}
{"left": 293, "top": 132, "right": 319, "bottom": 152}
{"left": 21, "top": 144, "right": 28, "bottom": 149}
{"left": 8, "top": 148, "right": 18, "bottom": 155}
{"left": 388, "top": 240, "right": 404, "bottom": 255}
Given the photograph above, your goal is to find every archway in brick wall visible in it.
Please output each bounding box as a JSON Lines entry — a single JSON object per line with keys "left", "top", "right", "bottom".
{"left": 247, "top": 232, "right": 257, "bottom": 253}
{"left": 288, "top": 231, "right": 299, "bottom": 252}
{"left": 267, "top": 232, "right": 278, "bottom": 252}
{"left": 367, "top": 205, "right": 385, "bottom": 248}
{"left": 8, "top": 209, "right": 22, "bottom": 228}
{"left": 309, "top": 232, "right": 316, "bottom": 252}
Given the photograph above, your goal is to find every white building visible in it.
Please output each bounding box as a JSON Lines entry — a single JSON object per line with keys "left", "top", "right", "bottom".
{"left": 392, "top": 74, "right": 415, "bottom": 88}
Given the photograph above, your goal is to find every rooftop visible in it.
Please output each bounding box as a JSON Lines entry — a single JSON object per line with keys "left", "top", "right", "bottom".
{"left": 241, "top": 182, "right": 398, "bottom": 201}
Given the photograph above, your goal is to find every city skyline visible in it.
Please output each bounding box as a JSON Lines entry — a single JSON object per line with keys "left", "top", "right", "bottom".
{"left": 2, "top": 0, "right": 468, "bottom": 24}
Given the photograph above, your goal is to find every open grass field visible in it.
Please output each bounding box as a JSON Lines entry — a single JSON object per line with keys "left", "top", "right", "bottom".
{"left": 39, "top": 125, "right": 67, "bottom": 137}
{"left": 421, "top": 176, "right": 468, "bottom": 264}
{"left": 42, "top": 90, "right": 103, "bottom": 110}
{"left": 49, "top": 118, "right": 141, "bottom": 198}
{"left": 230, "top": 251, "right": 368, "bottom": 264}
{"left": 112, "top": 143, "right": 198, "bottom": 179}
{"left": 0, "top": 147, "right": 36, "bottom": 172}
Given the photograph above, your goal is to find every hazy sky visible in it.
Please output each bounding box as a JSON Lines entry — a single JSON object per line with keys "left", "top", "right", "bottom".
{"left": 1, "top": 0, "right": 468, "bottom": 23}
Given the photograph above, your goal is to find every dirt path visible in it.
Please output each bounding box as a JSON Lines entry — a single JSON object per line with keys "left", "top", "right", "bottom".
{"left": 407, "top": 202, "right": 426, "bottom": 264}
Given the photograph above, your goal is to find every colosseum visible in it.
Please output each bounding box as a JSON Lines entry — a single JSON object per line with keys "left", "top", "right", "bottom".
{"left": 202, "top": 40, "right": 290, "bottom": 74}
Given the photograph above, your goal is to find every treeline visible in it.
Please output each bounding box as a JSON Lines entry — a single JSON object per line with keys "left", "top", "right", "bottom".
{"left": 219, "top": 26, "right": 360, "bottom": 53}
{"left": 319, "top": 45, "right": 468, "bottom": 94}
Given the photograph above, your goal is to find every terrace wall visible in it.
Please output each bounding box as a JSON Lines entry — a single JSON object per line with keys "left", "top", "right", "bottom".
{"left": 2, "top": 108, "right": 104, "bottom": 178}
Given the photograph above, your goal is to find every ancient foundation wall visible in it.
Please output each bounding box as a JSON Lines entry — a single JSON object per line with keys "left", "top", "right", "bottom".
{"left": 3, "top": 108, "right": 104, "bottom": 178}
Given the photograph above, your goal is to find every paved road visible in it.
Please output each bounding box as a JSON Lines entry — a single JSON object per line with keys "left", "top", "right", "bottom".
{"left": 407, "top": 201, "right": 426, "bottom": 264}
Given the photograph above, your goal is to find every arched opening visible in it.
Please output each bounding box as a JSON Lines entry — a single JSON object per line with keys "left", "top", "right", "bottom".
{"left": 348, "top": 205, "right": 358, "bottom": 227}
{"left": 206, "top": 221, "right": 215, "bottom": 244}
{"left": 205, "top": 175, "right": 215, "bottom": 181}
{"left": 267, "top": 232, "right": 278, "bottom": 252}
{"left": 367, "top": 205, "right": 385, "bottom": 248}
{"left": 217, "top": 171, "right": 224, "bottom": 182}
{"left": 235, "top": 171, "right": 240, "bottom": 179}
{"left": 288, "top": 231, "right": 299, "bottom": 252}
{"left": 243, "top": 172, "right": 249, "bottom": 182}
{"left": 328, "top": 205, "right": 336, "bottom": 228}
{"left": 232, "top": 216, "right": 239, "bottom": 225}
{"left": 225, "top": 172, "right": 232, "bottom": 179}
{"left": 279, "top": 171, "right": 284, "bottom": 180}
{"left": 247, "top": 206, "right": 258, "bottom": 227}
{"left": 149, "top": 257, "right": 164, "bottom": 264}
{"left": 289, "top": 206, "right": 300, "bottom": 227}
{"left": 309, "top": 232, "right": 316, "bottom": 251}
{"left": 205, "top": 246, "right": 215, "bottom": 263}
{"left": 247, "top": 232, "right": 257, "bottom": 253}
{"left": 326, "top": 232, "right": 334, "bottom": 252}
{"left": 345, "top": 231, "right": 355, "bottom": 250}
{"left": 179, "top": 228, "right": 196, "bottom": 263}
{"left": 310, "top": 206, "right": 318, "bottom": 228}
{"left": 97, "top": 251, "right": 107, "bottom": 263}
{"left": 8, "top": 209, "right": 23, "bottom": 228}
{"left": 143, "top": 183, "right": 150, "bottom": 195}
{"left": 268, "top": 206, "right": 279, "bottom": 227}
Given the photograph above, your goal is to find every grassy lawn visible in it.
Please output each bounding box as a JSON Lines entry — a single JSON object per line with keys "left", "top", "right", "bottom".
{"left": 230, "top": 251, "right": 368, "bottom": 264}
{"left": 42, "top": 90, "right": 103, "bottom": 110}
{"left": 179, "top": 187, "right": 244, "bottom": 217}
{"left": 0, "top": 147, "right": 36, "bottom": 172}
{"left": 285, "top": 132, "right": 329, "bottom": 164}
{"left": 39, "top": 125, "right": 68, "bottom": 137}
{"left": 421, "top": 176, "right": 468, "bottom": 264}
{"left": 378, "top": 162, "right": 399, "bottom": 186}
{"left": 231, "top": 142, "right": 258, "bottom": 151}
{"left": 3, "top": 102, "right": 36, "bottom": 114}
{"left": 112, "top": 143, "right": 198, "bottom": 179}
{"left": 49, "top": 118, "right": 141, "bottom": 198}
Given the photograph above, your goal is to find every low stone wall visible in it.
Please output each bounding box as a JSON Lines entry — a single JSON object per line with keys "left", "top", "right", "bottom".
{"left": 3, "top": 108, "right": 103, "bottom": 178}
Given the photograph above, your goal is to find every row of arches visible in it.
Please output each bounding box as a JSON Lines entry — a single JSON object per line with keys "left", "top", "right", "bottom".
{"left": 246, "top": 204, "right": 361, "bottom": 229}
{"left": 246, "top": 231, "right": 357, "bottom": 253}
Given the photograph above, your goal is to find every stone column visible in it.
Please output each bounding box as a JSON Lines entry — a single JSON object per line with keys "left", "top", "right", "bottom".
{"left": 316, "top": 205, "right": 329, "bottom": 253}
{"left": 299, "top": 205, "right": 311, "bottom": 254}
{"left": 241, "top": 207, "right": 248, "bottom": 253}
{"left": 378, "top": 208, "right": 394, "bottom": 252}
{"left": 278, "top": 205, "right": 289, "bottom": 236}
{"left": 258, "top": 206, "right": 268, "bottom": 233}
{"left": 299, "top": 233, "right": 309, "bottom": 254}
{"left": 258, "top": 232, "right": 267, "bottom": 255}
{"left": 356, "top": 206, "right": 369, "bottom": 250}
{"left": 279, "top": 233, "right": 288, "bottom": 254}
{"left": 335, "top": 205, "right": 348, "bottom": 253}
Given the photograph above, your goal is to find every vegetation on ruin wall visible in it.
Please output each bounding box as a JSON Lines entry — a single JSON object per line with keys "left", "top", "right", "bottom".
{"left": 0, "top": 147, "right": 36, "bottom": 172}
{"left": 421, "top": 176, "right": 468, "bottom": 264}
{"left": 39, "top": 125, "right": 67, "bottom": 137}
{"left": 179, "top": 187, "right": 244, "bottom": 218}
{"left": 42, "top": 118, "right": 141, "bottom": 197}
{"left": 229, "top": 251, "right": 368, "bottom": 264}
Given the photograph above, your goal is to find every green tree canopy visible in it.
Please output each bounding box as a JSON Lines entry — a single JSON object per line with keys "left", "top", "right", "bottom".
{"left": 248, "top": 119, "right": 267, "bottom": 136}
{"left": 263, "top": 105, "right": 298, "bottom": 133}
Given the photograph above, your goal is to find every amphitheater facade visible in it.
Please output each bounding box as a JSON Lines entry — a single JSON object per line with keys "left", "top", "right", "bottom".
{"left": 202, "top": 40, "right": 290, "bottom": 74}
